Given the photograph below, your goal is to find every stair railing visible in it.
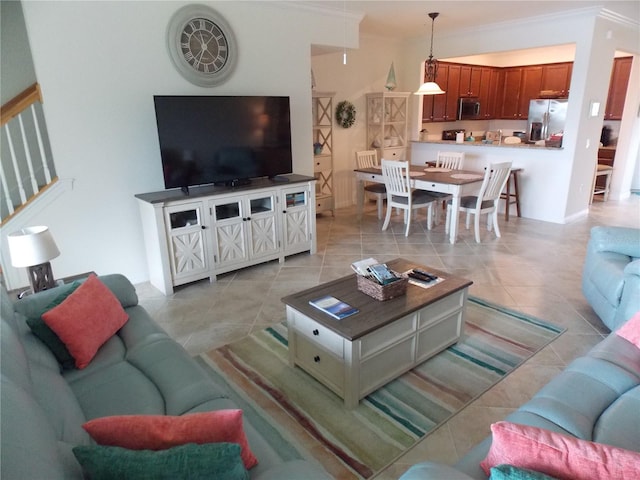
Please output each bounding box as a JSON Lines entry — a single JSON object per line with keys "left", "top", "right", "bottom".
{"left": 1, "top": 83, "right": 57, "bottom": 225}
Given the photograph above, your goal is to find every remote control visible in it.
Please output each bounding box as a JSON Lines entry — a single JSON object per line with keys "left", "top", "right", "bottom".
{"left": 408, "top": 271, "right": 435, "bottom": 283}
{"left": 413, "top": 268, "right": 437, "bottom": 280}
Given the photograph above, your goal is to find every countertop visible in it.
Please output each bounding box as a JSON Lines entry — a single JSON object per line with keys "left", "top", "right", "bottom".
{"left": 412, "top": 140, "right": 563, "bottom": 150}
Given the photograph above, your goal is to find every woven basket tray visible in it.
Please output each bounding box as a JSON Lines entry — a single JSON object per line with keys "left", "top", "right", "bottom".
{"left": 357, "top": 274, "right": 408, "bottom": 301}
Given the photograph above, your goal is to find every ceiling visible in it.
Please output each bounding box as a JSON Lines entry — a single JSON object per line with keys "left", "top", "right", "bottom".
{"left": 305, "top": 0, "right": 639, "bottom": 53}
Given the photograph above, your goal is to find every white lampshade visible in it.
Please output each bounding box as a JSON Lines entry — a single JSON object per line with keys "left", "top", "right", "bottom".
{"left": 7, "top": 226, "right": 60, "bottom": 267}
{"left": 414, "top": 81, "right": 445, "bottom": 95}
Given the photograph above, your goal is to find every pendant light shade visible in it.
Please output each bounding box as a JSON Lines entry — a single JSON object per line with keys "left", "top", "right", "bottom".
{"left": 415, "top": 12, "right": 445, "bottom": 95}
{"left": 415, "top": 81, "right": 445, "bottom": 95}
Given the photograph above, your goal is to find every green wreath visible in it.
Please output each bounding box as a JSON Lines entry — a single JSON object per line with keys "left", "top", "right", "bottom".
{"left": 335, "top": 101, "right": 356, "bottom": 128}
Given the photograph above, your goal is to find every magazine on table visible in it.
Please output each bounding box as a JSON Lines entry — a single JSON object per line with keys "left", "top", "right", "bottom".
{"left": 309, "top": 295, "right": 359, "bottom": 320}
{"left": 351, "top": 257, "right": 379, "bottom": 276}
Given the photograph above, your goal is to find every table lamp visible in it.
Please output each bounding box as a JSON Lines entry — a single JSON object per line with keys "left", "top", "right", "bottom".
{"left": 7, "top": 226, "right": 60, "bottom": 293}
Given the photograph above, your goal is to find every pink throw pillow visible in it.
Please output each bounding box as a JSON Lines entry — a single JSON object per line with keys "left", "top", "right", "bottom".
{"left": 42, "top": 274, "right": 128, "bottom": 368}
{"left": 481, "top": 421, "right": 640, "bottom": 479}
{"left": 82, "top": 410, "right": 258, "bottom": 469}
{"left": 616, "top": 311, "right": 640, "bottom": 349}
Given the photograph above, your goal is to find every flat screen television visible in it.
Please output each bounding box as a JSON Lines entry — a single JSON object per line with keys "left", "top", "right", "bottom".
{"left": 153, "top": 95, "right": 292, "bottom": 191}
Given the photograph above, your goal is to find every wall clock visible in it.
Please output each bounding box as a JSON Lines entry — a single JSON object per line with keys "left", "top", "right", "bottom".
{"left": 166, "top": 4, "right": 237, "bottom": 87}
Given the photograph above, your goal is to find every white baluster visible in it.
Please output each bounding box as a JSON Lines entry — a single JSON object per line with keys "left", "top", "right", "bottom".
{"left": 18, "top": 113, "right": 39, "bottom": 195}
{"left": 31, "top": 104, "right": 52, "bottom": 183}
{"left": 0, "top": 159, "right": 15, "bottom": 215}
{"left": 3, "top": 123, "right": 27, "bottom": 204}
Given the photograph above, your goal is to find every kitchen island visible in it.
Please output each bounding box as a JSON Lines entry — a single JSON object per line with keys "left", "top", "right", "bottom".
{"left": 410, "top": 140, "right": 574, "bottom": 224}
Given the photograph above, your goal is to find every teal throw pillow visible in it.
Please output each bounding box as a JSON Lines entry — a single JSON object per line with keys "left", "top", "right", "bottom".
{"left": 72, "top": 442, "right": 249, "bottom": 480}
{"left": 490, "top": 464, "right": 559, "bottom": 480}
{"left": 25, "top": 281, "right": 80, "bottom": 369}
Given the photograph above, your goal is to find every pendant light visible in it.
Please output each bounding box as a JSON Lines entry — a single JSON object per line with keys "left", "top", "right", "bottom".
{"left": 415, "top": 12, "right": 445, "bottom": 95}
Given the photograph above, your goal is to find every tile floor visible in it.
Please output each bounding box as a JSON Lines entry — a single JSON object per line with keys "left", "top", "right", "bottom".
{"left": 135, "top": 194, "right": 639, "bottom": 478}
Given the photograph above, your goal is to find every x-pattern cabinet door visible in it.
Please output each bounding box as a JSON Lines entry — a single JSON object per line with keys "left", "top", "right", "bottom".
{"left": 210, "top": 195, "right": 248, "bottom": 269}
{"left": 281, "top": 186, "right": 312, "bottom": 254}
{"left": 246, "top": 191, "right": 279, "bottom": 260}
{"left": 164, "top": 202, "right": 209, "bottom": 282}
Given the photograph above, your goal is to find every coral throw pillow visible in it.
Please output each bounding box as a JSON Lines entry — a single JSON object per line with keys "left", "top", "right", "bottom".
{"left": 41, "top": 274, "right": 128, "bottom": 368}
{"left": 82, "top": 410, "right": 258, "bottom": 469}
{"left": 481, "top": 421, "right": 640, "bottom": 479}
{"left": 616, "top": 311, "right": 640, "bottom": 349}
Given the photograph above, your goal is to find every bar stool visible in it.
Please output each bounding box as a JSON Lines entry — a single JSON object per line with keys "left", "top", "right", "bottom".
{"left": 501, "top": 168, "right": 522, "bottom": 221}
{"left": 591, "top": 164, "right": 613, "bottom": 203}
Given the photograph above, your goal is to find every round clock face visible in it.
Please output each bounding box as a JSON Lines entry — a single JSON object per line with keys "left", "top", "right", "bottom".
{"left": 180, "top": 18, "right": 229, "bottom": 74}
{"left": 167, "top": 5, "right": 237, "bottom": 87}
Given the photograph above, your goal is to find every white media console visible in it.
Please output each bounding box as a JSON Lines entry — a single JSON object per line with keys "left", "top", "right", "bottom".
{"left": 135, "top": 175, "right": 317, "bottom": 295}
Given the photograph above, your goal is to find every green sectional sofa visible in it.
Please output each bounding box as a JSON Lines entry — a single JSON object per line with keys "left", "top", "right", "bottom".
{"left": 0, "top": 274, "right": 330, "bottom": 479}
{"left": 582, "top": 226, "right": 640, "bottom": 331}
{"left": 398, "top": 319, "right": 640, "bottom": 479}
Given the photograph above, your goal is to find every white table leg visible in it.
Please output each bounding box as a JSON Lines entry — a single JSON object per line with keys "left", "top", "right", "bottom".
{"left": 356, "top": 178, "right": 365, "bottom": 221}
{"left": 449, "top": 195, "right": 460, "bottom": 244}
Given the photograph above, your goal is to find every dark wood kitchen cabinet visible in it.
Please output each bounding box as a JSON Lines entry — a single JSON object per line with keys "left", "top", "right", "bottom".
{"left": 520, "top": 66, "right": 544, "bottom": 115}
{"left": 500, "top": 66, "right": 543, "bottom": 119}
{"left": 459, "top": 65, "right": 482, "bottom": 97}
{"left": 500, "top": 67, "right": 523, "bottom": 119}
{"left": 420, "top": 60, "right": 597, "bottom": 124}
{"left": 541, "top": 62, "right": 572, "bottom": 97}
{"left": 605, "top": 57, "right": 632, "bottom": 120}
{"left": 423, "top": 62, "right": 461, "bottom": 122}
{"left": 475, "top": 66, "right": 501, "bottom": 119}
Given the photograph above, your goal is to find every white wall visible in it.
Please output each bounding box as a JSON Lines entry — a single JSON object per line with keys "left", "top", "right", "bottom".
{"left": 2, "top": 1, "right": 358, "bottom": 289}
{"left": 312, "top": 34, "right": 405, "bottom": 208}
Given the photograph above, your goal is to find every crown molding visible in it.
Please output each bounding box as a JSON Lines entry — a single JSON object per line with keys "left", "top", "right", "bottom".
{"left": 438, "top": 6, "right": 606, "bottom": 39}
{"left": 272, "top": 1, "right": 364, "bottom": 24}
{"left": 598, "top": 8, "right": 640, "bottom": 29}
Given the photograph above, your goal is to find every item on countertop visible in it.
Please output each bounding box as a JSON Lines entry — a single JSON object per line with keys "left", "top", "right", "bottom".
{"left": 309, "top": 295, "right": 359, "bottom": 320}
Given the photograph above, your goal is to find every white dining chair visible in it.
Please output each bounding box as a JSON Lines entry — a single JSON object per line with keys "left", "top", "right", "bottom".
{"left": 356, "top": 150, "right": 386, "bottom": 219}
{"left": 445, "top": 161, "right": 513, "bottom": 243}
{"left": 429, "top": 151, "right": 466, "bottom": 224}
{"left": 381, "top": 159, "right": 438, "bottom": 236}
{"left": 436, "top": 151, "right": 465, "bottom": 169}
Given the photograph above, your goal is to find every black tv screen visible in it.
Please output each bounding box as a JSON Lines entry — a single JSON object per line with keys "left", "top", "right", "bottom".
{"left": 154, "top": 95, "right": 293, "bottom": 189}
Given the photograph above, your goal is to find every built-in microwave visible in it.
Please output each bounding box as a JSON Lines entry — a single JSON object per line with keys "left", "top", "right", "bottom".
{"left": 458, "top": 97, "right": 481, "bottom": 120}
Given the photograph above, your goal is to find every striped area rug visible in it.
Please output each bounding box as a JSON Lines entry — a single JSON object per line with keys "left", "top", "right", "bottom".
{"left": 197, "top": 297, "right": 564, "bottom": 479}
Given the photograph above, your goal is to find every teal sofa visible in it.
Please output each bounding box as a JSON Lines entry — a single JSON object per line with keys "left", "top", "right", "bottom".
{"left": 398, "top": 325, "right": 640, "bottom": 479}
{"left": 582, "top": 226, "right": 640, "bottom": 331}
{"left": 0, "top": 274, "right": 330, "bottom": 479}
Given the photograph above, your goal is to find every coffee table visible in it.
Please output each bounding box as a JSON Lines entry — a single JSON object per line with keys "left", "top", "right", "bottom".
{"left": 281, "top": 258, "right": 473, "bottom": 409}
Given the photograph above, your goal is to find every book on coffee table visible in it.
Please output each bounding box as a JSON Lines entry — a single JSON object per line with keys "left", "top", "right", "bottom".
{"left": 309, "top": 295, "right": 359, "bottom": 320}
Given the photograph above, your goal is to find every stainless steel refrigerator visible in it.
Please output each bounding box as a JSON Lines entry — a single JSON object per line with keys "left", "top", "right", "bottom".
{"left": 527, "top": 98, "right": 568, "bottom": 143}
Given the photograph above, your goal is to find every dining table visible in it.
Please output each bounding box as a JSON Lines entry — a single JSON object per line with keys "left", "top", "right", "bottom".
{"left": 354, "top": 165, "right": 485, "bottom": 244}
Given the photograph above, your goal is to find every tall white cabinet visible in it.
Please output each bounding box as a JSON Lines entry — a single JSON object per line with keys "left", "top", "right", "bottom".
{"left": 366, "top": 92, "right": 410, "bottom": 161}
{"left": 136, "top": 176, "right": 317, "bottom": 295}
{"left": 312, "top": 92, "right": 335, "bottom": 215}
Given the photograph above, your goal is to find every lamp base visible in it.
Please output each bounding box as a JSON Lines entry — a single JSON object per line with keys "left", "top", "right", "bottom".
{"left": 27, "top": 262, "right": 56, "bottom": 293}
